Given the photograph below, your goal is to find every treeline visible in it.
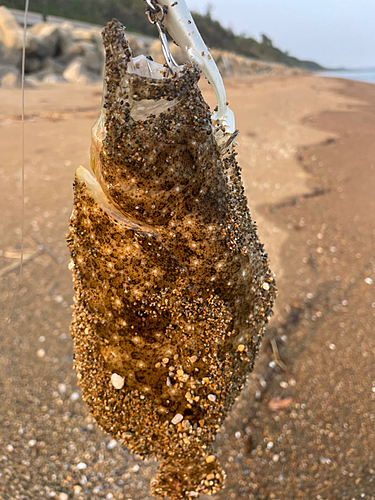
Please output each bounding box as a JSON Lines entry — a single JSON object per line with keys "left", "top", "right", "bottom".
{"left": 3, "top": 0, "right": 323, "bottom": 70}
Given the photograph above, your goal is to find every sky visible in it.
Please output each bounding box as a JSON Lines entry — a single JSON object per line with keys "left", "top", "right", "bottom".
{"left": 186, "top": 0, "right": 375, "bottom": 69}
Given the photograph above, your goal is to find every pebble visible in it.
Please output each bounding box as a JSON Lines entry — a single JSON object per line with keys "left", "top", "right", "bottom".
{"left": 76, "top": 462, "right": 87, "bottom": 470}
{"left": 364, "top": 277, "right": 373, "bottom": 285}
{"left": 107, "top": 439, "right": 117, "bottom": 450}
{"left": 132, "top": 464, "right": 140, "bottom": 472}
{"left": 37, "top": 348, "right": 46, "bottom": 358}
{"left": 70, "top": 392, "right": 80, "bottom": 401}
{"left": 28, "top": 439, "right": 36, "bottom": 447}
{"left": 171, "top": 413, "right": 183, "bottom": 425}
{"left": 110, "top": 373, "right": 124, "bottom": 389}
{"left": 58, "top": 493, "right": 69, "bottom": 500}
{"left": 58, "top": 383, "right": 67, "bottom": 394}
{"left": 208, "top": 394, "right": 216, "bottom": 402}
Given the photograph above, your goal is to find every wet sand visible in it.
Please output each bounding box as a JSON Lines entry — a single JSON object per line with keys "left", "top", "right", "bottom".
{"left": 0, "top": 74, "right": 374, "bottom": 499}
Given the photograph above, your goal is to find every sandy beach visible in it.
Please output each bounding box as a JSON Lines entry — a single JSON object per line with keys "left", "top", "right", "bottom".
{"left": 0, "top": 74, "right": 374, "bottom": 499}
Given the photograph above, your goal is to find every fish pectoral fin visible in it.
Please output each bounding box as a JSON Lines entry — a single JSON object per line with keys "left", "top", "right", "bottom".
{"left": 74, "top": 166, "right": 157, "bottom": 236}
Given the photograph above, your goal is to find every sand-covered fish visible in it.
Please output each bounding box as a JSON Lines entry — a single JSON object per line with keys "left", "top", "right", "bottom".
{"left": 67, "top": 12, "right": 276, "bottom": 500}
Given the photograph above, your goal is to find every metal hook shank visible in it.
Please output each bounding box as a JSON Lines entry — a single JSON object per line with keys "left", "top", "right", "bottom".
{"left": 154, "top": 0, "right": 235, "bottom": 133}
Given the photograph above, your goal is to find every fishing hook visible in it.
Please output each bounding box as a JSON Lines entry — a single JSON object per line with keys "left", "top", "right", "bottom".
{"left": 145, "top": 0, "right": 178, "bottom": 75}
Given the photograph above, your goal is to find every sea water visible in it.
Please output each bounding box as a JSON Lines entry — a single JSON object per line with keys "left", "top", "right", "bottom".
{"left": 317, "top": 69, "right": 375, "bottom": 85}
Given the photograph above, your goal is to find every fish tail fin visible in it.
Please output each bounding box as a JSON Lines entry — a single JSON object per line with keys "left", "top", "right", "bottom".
{"left": 151, "top": 452, "right": 225, "bottom": 499}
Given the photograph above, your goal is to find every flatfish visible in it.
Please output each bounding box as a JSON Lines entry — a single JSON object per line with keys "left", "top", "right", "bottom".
{"left": 67, "top": 19, "right": 276, "bottom": 500}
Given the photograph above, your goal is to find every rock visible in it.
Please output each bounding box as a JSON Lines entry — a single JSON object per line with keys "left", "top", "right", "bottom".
{"left": 42, "top": 73, "right": 66, "bottom": 84}
{"left": 0, "top": 6, "right": 22, "bottom": 50}
{"left": 80, "top": 41, "right": 103, "bottom": 74}
{"left": 58, "top": 40, "right": 103, "bottom": 75}
{"left": 58, "top": 42, "right": 85, "bottom": 66}
{"left": 58, "top": 23, "right": 74, "bottom": 55}
{"left": 25, "top": 56, "right": 42, "bottom": 74}
{"left": 29, "top": 23, "right": 61, "bottom": 59}
{"left": 0, "top": 13, "right": 299, "bottom": 87}
{"left": 63, "top": 57, "right": 99, "bottom": 84}
{"left": 0, "top": 71, "right": 18, "bottom": 88}
{"left": 0, "top": 6, "right": 23, "bottom": 66}
{"left": 90, "top": 29, "right": 105, "bottom": 59}
{"left": 41, "top": 56, "right": 66, "bottom": 75}
{"left": 0, "top": 63, "right": 20, "bottom": 87}
{"left": 72, "top": 28, "right": 92, "bottom": 42}
{"left": 126, "top": 34, "right": 149, "bottom": 58}
{"left": 28, "top": 57, "right": 66, "bottom": 82}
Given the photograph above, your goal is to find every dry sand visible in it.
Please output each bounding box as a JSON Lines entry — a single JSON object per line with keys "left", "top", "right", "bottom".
{"left": 0, "top": 74, "right": 374, "bottom": 499}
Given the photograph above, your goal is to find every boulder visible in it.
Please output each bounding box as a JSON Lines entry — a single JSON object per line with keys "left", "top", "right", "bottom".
{"left": 127, "top": 34, "right": 149, "bottom": 58}
{"left": 90, "top": 29, "right": 105, "bottom": 59}
{"left": 58, "top": 23, "right": 74, "bottom": 55}
{"left": 27, "top": 57, "right": 66, "bottom": 83}
{"left": 0, "top": 6, "right": 22, "bottom": 49}
{"left": 0, "top": 63, "right": 20, "bottom": 88}
{"left": 63, "top": 57, "right": 100, "bottom": 84}
{"left": 42, "top": 73, "right": 66, "bottom": 84}
{"left": 80, "top": 41, "right": 103, "bottom": 74}
{"left": 29, "top": 23, "right": 62, "bottom": 59}
{"left": 25, "top": 56, "right": 42, "bottom": 73}
{"left": 41, "top": 56, "right": 66, "bottom": 75}
{"left": 72, "top": 28, "right": 92, "bottom": 42}
{"left": 0, "top": 6, "right": 23, "bottom": 66}
{"left": 58, "top": 40, "right": 103, "bottom": 75}
{"left": 1, "top": 71, "right": 18, "bottom": 88}
{"left": 58, "top": 42, "right": 85, "bottom": 66}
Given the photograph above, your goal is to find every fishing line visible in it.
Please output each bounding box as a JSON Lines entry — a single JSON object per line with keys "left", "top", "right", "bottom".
{"left": 1, "top": 0, "right": 29, "bottom": 334}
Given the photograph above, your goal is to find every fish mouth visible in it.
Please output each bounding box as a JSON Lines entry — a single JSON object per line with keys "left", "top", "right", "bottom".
{"left": 91, "top": 18, "right": 186, "bottom": 182}
{"left": 96, "top": 18, "right": 198, "bottom": 131}
{"left": 76, "top": 19, "right": 210, "bottom": 230}
{"left": 128, "top": 54, "right": 180, "bottom": 81}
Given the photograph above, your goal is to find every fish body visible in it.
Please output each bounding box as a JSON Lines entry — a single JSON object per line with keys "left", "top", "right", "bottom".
{"left": 67, "top": 20, "right": 276, "bottom": 500}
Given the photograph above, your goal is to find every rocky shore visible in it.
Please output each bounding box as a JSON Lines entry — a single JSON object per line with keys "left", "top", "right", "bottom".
{"left": 0, "top": 6, "right": 304, "bottom": 88}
